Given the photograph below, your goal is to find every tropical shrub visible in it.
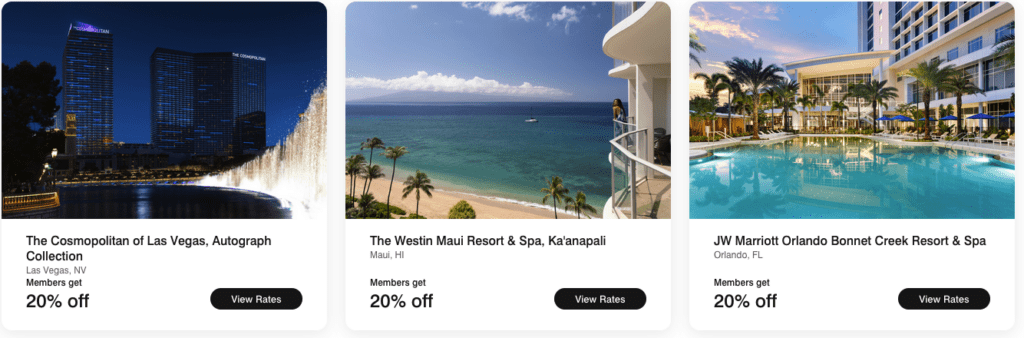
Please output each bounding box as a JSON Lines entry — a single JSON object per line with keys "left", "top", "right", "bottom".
{"left": 346, "top": 195, "right": 356, "bottom": 209}
{"left": 401, "top": 213, "right": 427, "bottom": 219}
{"left": 448, "top": 200, "right": 477, "bottom": 219}
{"left": 374, "top": 203, "right": 407, "bottom": 216}
{"left": 689, "top": 135, "right": 723, "bottom": 142}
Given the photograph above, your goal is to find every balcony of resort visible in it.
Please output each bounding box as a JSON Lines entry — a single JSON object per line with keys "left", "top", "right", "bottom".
{"left": 603, "top": 1, "right": 671, "bottom": 219}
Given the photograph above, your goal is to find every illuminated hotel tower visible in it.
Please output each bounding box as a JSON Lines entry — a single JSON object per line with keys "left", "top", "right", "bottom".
{"left": 150, "top": 49, "right": 266, "bottom": 155}
{"left": 62, "top": 22, "right": 113, "bottom": 155}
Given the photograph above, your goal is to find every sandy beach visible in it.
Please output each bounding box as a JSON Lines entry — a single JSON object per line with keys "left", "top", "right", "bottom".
{"left": 346, "top": 174, "right": 598, "bottom": 219}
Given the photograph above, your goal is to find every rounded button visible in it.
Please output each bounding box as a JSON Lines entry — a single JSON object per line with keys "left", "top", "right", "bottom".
{"left": 210, "top": 288, "right": 303, "bottom": 310}
{"left": 898, "top": 288, "right": 989, "bottom": 310}
{"left": 554, "top": 288, "right": 646, "bottom": 310}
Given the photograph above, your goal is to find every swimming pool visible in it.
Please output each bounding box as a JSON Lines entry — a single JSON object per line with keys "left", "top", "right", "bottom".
{"left": 690, "top": 137, "right": 1015, "bottom": 219}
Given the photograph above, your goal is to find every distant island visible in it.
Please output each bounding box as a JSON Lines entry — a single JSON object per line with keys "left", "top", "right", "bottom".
{"left": 347, "top": 91, "right": 571, "bottom": 103}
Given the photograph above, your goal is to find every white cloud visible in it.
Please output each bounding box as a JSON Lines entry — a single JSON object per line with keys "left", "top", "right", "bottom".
{"left": 462, "top": 2, "right": 532, "bottom": 21}
{"left": 690, "top": 6, "right": 759, "bottom": 42}
{"left": 347, "top": 71, "right": 571, "bottom": 97}
{"left": 410, "top": 4, "right": 418, "bottom": 9}
{"left": 550, "top": 5, "right": 581, "bottom": 34}
{"left": 728, "top": 4, "right": 743, "bottom": 11}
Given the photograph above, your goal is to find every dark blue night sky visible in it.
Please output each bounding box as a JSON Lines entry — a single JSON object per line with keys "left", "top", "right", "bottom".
{"left": 2, "top": 2, "right": 327, "bottom": 145}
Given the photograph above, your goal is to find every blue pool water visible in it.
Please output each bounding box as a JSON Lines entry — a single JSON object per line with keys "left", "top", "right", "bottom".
{"left": 347, "top": 102, "right": 615, "bottom": 213}
{"left": 690, "top": 137, "right": 1015, "bottom": 219}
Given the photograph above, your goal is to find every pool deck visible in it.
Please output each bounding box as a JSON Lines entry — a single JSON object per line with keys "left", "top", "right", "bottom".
{"left": 690, "top": 133, "right": 1015, "bottom": 165}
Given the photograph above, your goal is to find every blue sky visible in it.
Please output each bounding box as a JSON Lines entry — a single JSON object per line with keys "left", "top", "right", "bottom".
{"left": 346, "top": 2, "right": 626, "bottom": 102}
{"left": 689, "top": 2, "right": 858, "bottom": 98}
{"left": 2, "top": 2, "right": 326, "bottom": 145}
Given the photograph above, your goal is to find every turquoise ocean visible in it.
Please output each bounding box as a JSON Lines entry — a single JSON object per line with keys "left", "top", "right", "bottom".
{"left": 346, "top": 102, "right": 619, "bottom": 216}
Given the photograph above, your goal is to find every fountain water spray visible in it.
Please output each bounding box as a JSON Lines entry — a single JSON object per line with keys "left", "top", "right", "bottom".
{"left": 199, "top": 85, "right": 327, "bottom": 219}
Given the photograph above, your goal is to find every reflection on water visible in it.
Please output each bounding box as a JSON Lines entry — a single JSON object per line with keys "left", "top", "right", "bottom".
{"left": 690, "top": 137, "right": 1015, "bottom": 219}
{"left": 55, "top": 185, "right": 290, "bottom": 219}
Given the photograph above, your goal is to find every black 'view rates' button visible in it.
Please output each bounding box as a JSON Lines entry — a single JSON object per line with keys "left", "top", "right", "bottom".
{"left": 898, "top": 288, "right": 989, "bottom": 310}
{"left": 210, "top": 288, "right": 303, "bottom": 310}
{"left": 554, "top": 288, "right": 646, "bottom": 310}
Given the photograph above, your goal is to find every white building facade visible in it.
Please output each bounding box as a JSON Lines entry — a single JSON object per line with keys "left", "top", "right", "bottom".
{"left": 785, "top": 1, "right": 1014, "bottom": 130}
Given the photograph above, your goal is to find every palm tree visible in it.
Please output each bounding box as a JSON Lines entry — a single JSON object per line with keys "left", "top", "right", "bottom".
{"left": 540, "top": 176, "right": 569, "bottom": 219}
{"left": 724, "top": 57, "right": 784, "bottom": 139}
{"left": 722, "top": 77, "right": 741, "bottom": 134}
{"left": 941, "top": 71, "right": 985, "bottom": 134}
{"left": 563, "top": 191, "right": 598, "bottom": 219}
{"left": 830, "top": 101, "right": 849, "bottom": 130}
{"left": 345, "top": 154, "right": 366, "bottom": 199}
{"left": 843, "top": 81, "right": 867, "bottom": 130}
{"left": 359, "top": 137, "right": 385, "bottom": 195}
{"left": 900, "top": 58, "right": 955, "bottom": 137}
{"left": 774, "top": 79, "right": 800, "bottom": 131}
{"left": 360, "top": 164, "right": 385, "bottom": 195}
{"left": 690, "top": 30, "right": 706, "bottom": 67}
{"left": 993, "top": 22, "right": 1014, "bottom": 67}
{"left": 402, "top": 170, "right": 434, "bottom": 217}
{"left": 863, "top": 80, "right": 899, "bottom": 133}
{"left": 797, "top": 95, "right": 815, "bottom": 131}
{"left": 382, "top": 146, "right": 410, "bottom": 218}
{"left": 809, "top": 84, "right": 826, "bottom": 131}
{"left": 693, "top": 72, "right": 729, "bottom": 106}
{"left": 762, "top": 87, "right": 781, "bottom": 129}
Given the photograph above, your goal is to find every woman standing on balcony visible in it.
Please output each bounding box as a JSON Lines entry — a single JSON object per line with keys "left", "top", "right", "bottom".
{"left": 613, "top": 98, "right": 627, "bottom": 135}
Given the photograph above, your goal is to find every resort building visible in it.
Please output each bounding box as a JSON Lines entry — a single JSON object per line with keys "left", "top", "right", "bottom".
{"left": 782, "top": 1, "right": 1014, "bottom": 130}
{"left": 62, "top": 22, "right": 114, "bottom": 155}
{"left": 603, "top": 1, "right": 671, "bottom": 219}
{"left": 150, "top": 48, "right": 267, "bottom": 156}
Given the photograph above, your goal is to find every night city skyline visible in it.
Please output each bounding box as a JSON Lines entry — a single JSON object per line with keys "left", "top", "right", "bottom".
{"left": 2, "top": 2, "right": 327, "bottom": 145}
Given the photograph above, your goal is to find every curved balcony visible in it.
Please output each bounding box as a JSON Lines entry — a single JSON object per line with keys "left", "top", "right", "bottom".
{"left": 602, "top": 2, "right": 670, "bottom": 66}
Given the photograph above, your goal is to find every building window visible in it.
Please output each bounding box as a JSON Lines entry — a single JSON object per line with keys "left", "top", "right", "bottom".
{"left": 995, "top": 22, "right": 1014, "bottom": 43}
{"left": 927, "top": 14, "right": 936, "bottom": 27}
{"left": 943, "top": 2, "right": 957, "bottom": 17}
{"left": 963, "top": 3, "right": 982, "bottom": 22}
{"left": 983, "top": 59, "right": 1015, "bottom": 91}
{"left": 867, "top": 40, "right": 874, "bottom": 51}
{"left": 904, "top": 20, "right": 910, "bottom": 30}
{"left": 910, "top": 82, "right": 921, "bottom": 103}
{"left": 968, "top": 37, "right": 982, "bottom": 53}
{"left": 914, "top": 8, "right": 922, "bottom": 20}
{"left": 927, "top": 29, "right": 938, "bottom": 43}
{"left": 915, "top": 39, "right": 922, "bottom": 50}
{"left": 948, "top": 47, "right": 959, "bottom": 60}
{"left": 943, "top": 18, "right": 958, "bottom": 34}
{"left": 987, "top": 100, "right": 1012, "bottom": 118}
{"left": 914, "top": 24, "right": 921, "bottom": 36}
{"left": 904, "top": 48, "right": 910, "bottom": 57}
{"left": 928, "top": 2, "right": 935, "bottom": 10}
{"left": 800, "top": 74, "right": 872, "bottom": 108}
{"left": 904, "top": 34, "right": 910, "bottom": 45}
{"left": 963, "top": 65, "right": 979, "bottom": 85}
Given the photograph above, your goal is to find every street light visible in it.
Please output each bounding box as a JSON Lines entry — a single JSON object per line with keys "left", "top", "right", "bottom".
{"left": 51, "top": 148, "right": 58, "bottom": 158}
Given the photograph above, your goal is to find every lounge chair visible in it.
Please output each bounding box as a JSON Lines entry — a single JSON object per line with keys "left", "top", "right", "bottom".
{"left": 993, "top": 134, "right": 1014, "bottom": 146}
{"left": 931, "top": 132, "right": 948, "bottom": 140}
{"left": 969, "top": 134, "right": 998, "bottom": 143}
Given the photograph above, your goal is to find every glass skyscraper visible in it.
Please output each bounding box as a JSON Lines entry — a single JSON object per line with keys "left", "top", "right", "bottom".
{"left": 150, "top": 49, "right": 266, "bottom": 156}
{"left": 150, "top": 48, "right": 194, "bottom": 153}
{"left": 62, "top": 22, "right": 113, "bottom": 155}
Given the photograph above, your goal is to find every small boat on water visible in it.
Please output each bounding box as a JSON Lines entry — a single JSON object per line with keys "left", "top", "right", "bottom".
{"left": 525, "top": 108, "right": 538, "bottom": 122}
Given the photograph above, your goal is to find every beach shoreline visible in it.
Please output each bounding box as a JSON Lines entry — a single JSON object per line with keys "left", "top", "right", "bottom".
{"left": 345, "top": 172, "right": 601, "bottom": 219}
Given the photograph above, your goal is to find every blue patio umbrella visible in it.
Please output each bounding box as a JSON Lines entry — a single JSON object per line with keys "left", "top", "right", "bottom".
{"left": 939, "top": 115, "right": 958, "bottom": 120}
{"left": 877, "top": 116, "right": 891, "bottom": 120}
{"left": 967, "top": 113, "right": 997, "bottom": 131}
{"left": 918, "top": 117, "right": 938, "bottom": 121}
{"left": 1000, "top": 112, "right": 1015, "bottom": 118}
{"left": 892, "top": 115, "right": 914, "bottom": 121}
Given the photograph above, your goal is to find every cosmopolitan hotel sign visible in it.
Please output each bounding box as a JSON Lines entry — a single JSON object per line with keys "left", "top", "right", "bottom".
{"left": 233, "top": 53, "right": 266, "bottom": 61}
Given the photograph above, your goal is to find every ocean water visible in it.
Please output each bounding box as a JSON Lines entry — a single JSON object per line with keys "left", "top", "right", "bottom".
{"left": 346, "top": 102, "right": 617, "bottom": 216}
{"left": 690, "top": 137, "right": 1015, "bottom": 219}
